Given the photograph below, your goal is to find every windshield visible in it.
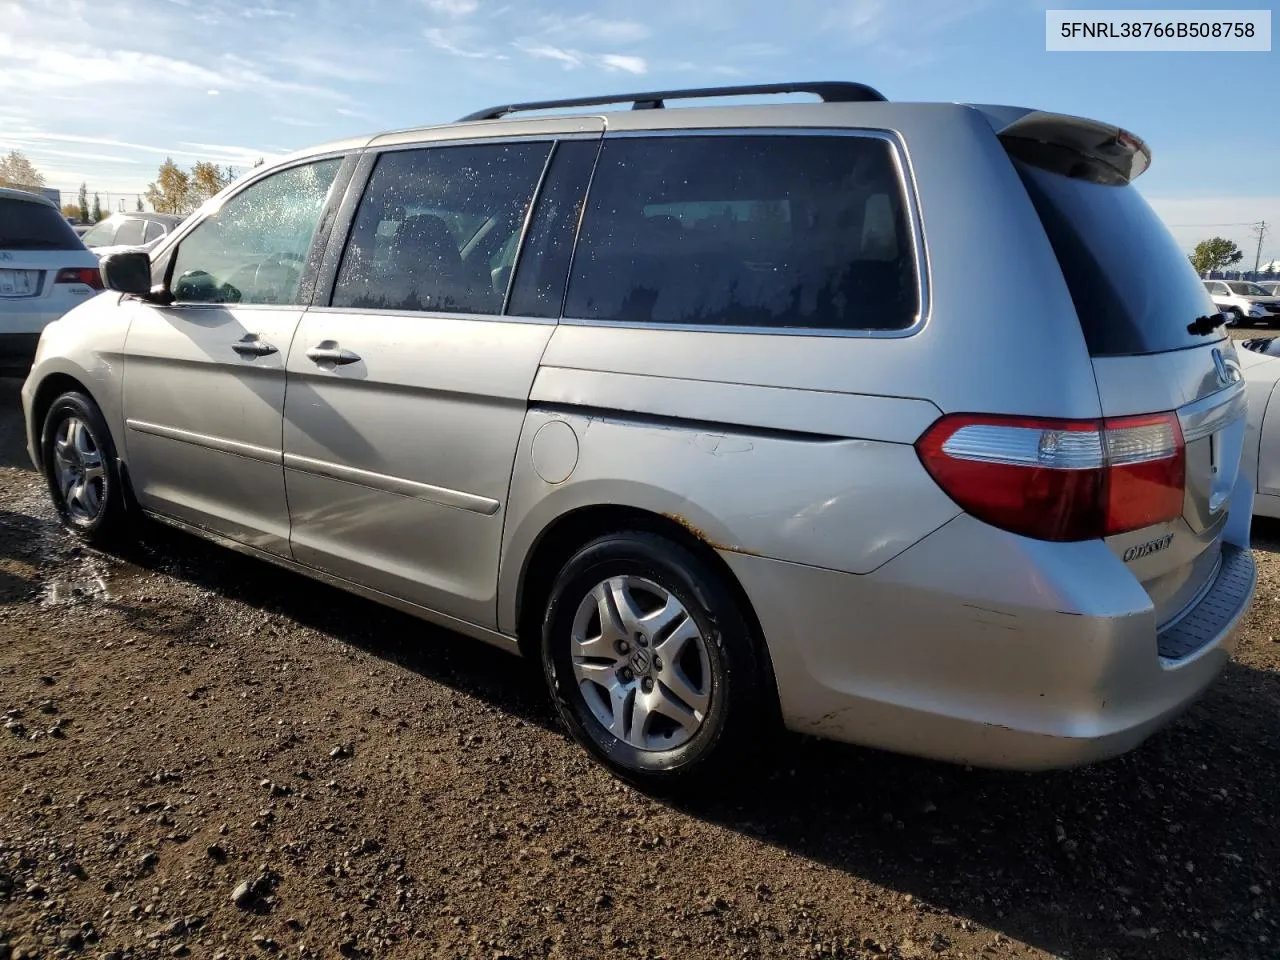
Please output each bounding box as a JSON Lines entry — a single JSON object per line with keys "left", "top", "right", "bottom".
{"left": 1228, "top": 281, "right": 1270, "bottom": 296}
{"left": 79, "top": 219, "right": 119, "bottom": 247}
{"left": 0, "top": 198, "right": 86, "bottom": 250}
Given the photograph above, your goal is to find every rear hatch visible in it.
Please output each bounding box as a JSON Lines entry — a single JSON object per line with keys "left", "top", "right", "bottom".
{"left": 1001, "top": 114, "right": 1245, "bottom": 633}
{"left": 0, "top": 195, "right": 98, "bottom": 304}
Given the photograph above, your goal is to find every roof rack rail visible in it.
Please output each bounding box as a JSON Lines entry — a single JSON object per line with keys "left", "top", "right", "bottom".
{"left": 456, "top": 81, "right": 887, "bottom": 123}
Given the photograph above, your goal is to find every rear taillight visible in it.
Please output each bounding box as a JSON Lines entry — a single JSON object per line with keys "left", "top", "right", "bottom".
{"left": 916, "top": 412, "right": 1184, "bottom": 542}
{"left": 54, "top": 267, "right": 103, "bottom": 290}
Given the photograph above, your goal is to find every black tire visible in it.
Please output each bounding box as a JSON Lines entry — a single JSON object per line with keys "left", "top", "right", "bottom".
{"left": 541, "top": 531, "right": 773, "bottom": 790}
{"left": 1225, "top": 307, "right": 1246, "bottom": 328}
{"left": 40, "top": 391, "right": 131, "bottom": 547}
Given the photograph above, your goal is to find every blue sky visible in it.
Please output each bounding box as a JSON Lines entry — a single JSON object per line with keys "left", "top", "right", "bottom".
{"left": 1, "top": 0, "right": 1275, "bottom": 260}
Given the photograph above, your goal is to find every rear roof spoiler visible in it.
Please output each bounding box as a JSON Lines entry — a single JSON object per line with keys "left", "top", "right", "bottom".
{"left": 971, "top": 105, "right": 1152, "bottom": 183}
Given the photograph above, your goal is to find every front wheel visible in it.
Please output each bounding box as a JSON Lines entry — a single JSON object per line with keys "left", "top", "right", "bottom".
{"left": 1224, "top": 307, "right": 1245, "bottom": 328}
{"left": 40, "top": 391, "right": 131, "bottom": 547}
{"left": 541, "top": 531, "right": 774, "bottom": 789}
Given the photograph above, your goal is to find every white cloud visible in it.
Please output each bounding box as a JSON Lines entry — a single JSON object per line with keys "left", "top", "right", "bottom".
{"left": 0, "top": 142, "right": 140, "bottom": 164}
{"left": 7, "top": 133, "right": 276, "bottom": 167}
{"left": 598, "top": 54, "right": 647, "bottom": 75}
{"left": 515, "top": 43, "right": 649, "bottom": 74}
{"left": 829, "top": 0, "right": 888, "bottom": 43}
{"left": 207, "top": 89, "right": 220, "bottom": 96}
{"left": 273, "top": 116, "right": 329, "bottom": 128}
{"left": 537, "top": 14, "right": 650, "bottom": 44}
{"left": 517, "top": 42, "right": 583, "bottom": 68}
{"left": 0, "top": 36, "right": 228, "bottom": 92}
{"left": 424, "top": 27, "right": 507, "bottom": 59}
{"left": 424, "top": 0, "right": 479, "bottom": 16}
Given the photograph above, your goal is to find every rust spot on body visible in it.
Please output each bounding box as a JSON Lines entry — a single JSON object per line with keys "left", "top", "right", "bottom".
{"left": 662, "top": 513, "right": 763, "bottom": 558}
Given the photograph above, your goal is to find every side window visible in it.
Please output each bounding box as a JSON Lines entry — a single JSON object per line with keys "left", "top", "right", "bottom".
{"left": 79, "top": 218, "right": 118, "bottom": 247}
{"left": 1210, "top": 282, "right": 1228, "bottom": 295}
{"left": 563, "top": 135, "right": 919, "bottom": 331}
{"left": 331, "top": 142, "right": 552, "bottom": 315}
{"left": 507, "top": 140, "right": 600, "bottom": 318}
{"left": 171, "top": 158, "right": 342, "bottom": 305}
{"left": 114, "top": 219, "right": 146, "bottom": 246}
{"left": 143, "top": 220, "right": 165, "bottom": 243}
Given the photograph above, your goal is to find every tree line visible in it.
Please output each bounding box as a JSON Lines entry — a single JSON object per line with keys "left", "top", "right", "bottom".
{"left": 143, "top": 157, "right": 263, "bottom": 215}
{"left": 1, "top": 149, "right": 263, "bottom": 222}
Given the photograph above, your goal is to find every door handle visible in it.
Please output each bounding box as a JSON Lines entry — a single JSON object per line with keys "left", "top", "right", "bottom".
{"left": 232, "top": 334, "right": 277, "bottom": 358}
{"left": 305, "top": 341, "right": 361, "bottom": 366}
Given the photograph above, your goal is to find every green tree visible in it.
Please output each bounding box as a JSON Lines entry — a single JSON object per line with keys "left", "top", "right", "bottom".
{"left": 1189, "top": 237, "right": 1244, "bottom": 275}
{"left": 145, "top": 158, "right": 191, "bottom": 214}
{"left": 77, "top": 183, "right": 89, "bottom": 222}
{"left": 190, "top": 160, "right": 230, "bottom": 206}
{"left": 0, "top": 149, "right": 45, "bottom": 190}
{"left": 91, "top": 193, "right": 103, "bottom": 223}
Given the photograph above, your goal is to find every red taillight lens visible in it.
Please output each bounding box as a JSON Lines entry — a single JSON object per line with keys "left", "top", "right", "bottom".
{"left": 916, "top": 412, "right": 1184, "bottom": 542}
{"left": 54, "top": 267, "right": 103, "bottom": 290}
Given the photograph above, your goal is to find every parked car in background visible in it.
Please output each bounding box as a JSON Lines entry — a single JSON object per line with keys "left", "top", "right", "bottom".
{"left": 1258, "top": 281, "right": 1280, "bottom": 296}
{"left": 1234, "top": 337, "right": 1280, "bottom": 519}
{"left": 80, "top": 212, "right": 184, "bottom": 259}
{"left": 0, "top": 187, "right": 102, "bottom": 371}
{"left": 1203, "top": 279, "right": 1280, "bottom": 325}
{"left": 21, "top": 81, "right": 1256, "bottom": 787}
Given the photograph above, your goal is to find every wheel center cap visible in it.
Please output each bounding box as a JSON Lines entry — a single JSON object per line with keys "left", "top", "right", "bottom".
{"left": 629, "top": 647, "right": 652, "bottom": 676}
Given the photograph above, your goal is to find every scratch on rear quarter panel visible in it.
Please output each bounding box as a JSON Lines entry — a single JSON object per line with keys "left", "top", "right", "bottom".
{"left": 963, "top": 603, "right": 1017, "bottom": 618}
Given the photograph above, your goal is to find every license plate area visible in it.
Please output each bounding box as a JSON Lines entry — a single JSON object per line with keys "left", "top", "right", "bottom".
{"left": 1180, "top": 384, "right": 1246, "bottom": 534}
{"left": 0, "top": 269, "right": 42, "bottom": 298}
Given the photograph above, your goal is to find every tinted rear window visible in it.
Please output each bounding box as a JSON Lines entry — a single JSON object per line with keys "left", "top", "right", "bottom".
{"left": 0, "top": 198, "right": 84, "bottom": 251}
{"left": 1013, "top": 159, "right": 1221, "bottom": 356}
{"left": 563, "top": 135, "right": 919, "bottom": 331}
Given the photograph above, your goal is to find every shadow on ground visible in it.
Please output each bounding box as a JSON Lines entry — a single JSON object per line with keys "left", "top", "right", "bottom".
{"left": 73, "top": 513, "right": 1280, "bottom": 959}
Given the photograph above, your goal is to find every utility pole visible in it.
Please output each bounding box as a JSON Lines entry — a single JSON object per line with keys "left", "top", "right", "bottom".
{"left": 1254, "top": 220, "right": 1270, "bottom": 274}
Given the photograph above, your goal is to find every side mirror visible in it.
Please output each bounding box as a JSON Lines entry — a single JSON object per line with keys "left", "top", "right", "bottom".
{"left": 99, "top": 251, "right": 153, "bottom": 296}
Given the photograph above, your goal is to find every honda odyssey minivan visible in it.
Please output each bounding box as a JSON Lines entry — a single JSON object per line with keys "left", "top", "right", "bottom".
{"left": 22, "top": 82, "right": 1256, "bottom": 787}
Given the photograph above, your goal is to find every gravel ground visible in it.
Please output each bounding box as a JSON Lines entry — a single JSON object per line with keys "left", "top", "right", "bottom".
{"left": 2, "top": 371, "right": 1279, "bottom": 960}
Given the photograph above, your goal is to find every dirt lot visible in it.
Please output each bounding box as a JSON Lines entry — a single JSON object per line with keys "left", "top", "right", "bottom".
{"left": 2, "top": 361, "right": 1279, "bottom": 960}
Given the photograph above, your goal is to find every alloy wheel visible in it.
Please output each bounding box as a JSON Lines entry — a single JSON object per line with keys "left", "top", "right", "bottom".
{"left": 51, "top": 415, "right": 106, "bottom": 524}
{"left": 569, "top": 575, "right": 712, "bottom": 751}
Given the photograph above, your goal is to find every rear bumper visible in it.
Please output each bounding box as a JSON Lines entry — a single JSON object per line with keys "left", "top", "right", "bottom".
{"left": 724, "top": 514, "right": 1255, "bottom": 771}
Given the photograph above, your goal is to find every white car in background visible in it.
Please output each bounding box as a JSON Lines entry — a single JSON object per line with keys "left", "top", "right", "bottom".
{"left": 0, "top": 187, "right": 102, "bottom": 371}
{"left": 1236, "top": 337, "right": 1280, "bottom": 519}
{"left": 1258, "top": 281, "right": 1280, "bottom": 296}
{"left": 1203, "top": 279, "right": 1280, "bottom": 326}
{"left": 80, "top": 212, "right": 185, "bottom": 260}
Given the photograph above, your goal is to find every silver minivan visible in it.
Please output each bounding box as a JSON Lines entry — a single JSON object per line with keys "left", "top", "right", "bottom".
{"left": 21, "top": 82, "right": 1256, "bottom": 787}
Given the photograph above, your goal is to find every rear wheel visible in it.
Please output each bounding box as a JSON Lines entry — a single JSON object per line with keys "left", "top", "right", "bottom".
{"left": 1224, "top": 307, "right": 1246, "bottom": 327}
{"left": 541, "top": 531, "right": 773, "bottom": 790}
{"left": 41, "top": 391, "right": 131, "bottom": 547}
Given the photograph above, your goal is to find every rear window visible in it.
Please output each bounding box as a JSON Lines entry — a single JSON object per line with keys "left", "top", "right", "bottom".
{"left": 1012, "top": 158, "right": 1221, "bottom": 356}
{"left": 563, "top": 135, "right": 919, "bottom": 332}
{"left": 0, "top": 197, "right": 84, "bottom": 251}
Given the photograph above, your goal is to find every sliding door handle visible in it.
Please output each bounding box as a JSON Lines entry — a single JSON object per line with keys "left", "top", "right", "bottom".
{"left": 232, "top": 334, "right": 277, "bottom": 357}
{"left": 305, "top": 341, "right": 361, "bottom": 366}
